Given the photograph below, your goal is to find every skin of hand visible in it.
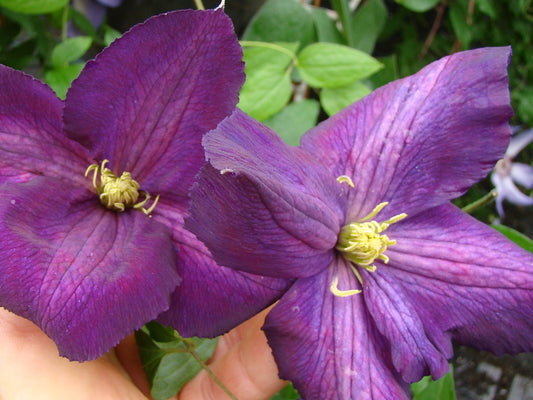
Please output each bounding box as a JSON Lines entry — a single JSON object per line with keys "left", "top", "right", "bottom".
{"left": 0, "top": 306, "right": 286, "bottom": 400}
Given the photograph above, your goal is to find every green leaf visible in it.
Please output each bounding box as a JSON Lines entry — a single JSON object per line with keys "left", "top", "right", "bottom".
{"left": 0, "top": 0, "right": 68, "bottom": 14}
{"left": 136, "top": 323, "right": 218, "bottom": 400}
{"left": 297, "top": 42, "right": 383, "bottom": 88}
{"left": 320, "top": 80, "right": 371, "bottom": 116}
{"left": 492, "top": 225, "right": 533, "bottom": 253}
{"left": 270, "top": 383, "right": 301, "bottom": 399}
{"left": 103, "top": 26, "right": 122, "bottom": 47}
{"left": 238, "top": 42, "right": 298, "bottom": 121}
{"left": 411, "top": 366, "right": 456, "bottom": 400}
{"left": 309, "top": 6, "right": 344, "bottom": 44}
{"left": 263, "top": 99, "right": 320, "bottom": 146}
{"left": 330, "top": 0, "right": 355, "bottom": 47}
{"left": 367, "top": 55, "right": 399, "bottom": 89}
{"left": 50, "top": 36, "right": 92, "bottom": 67}
{"left": 44, "top": 63, "right": 84, "bottom": 99}
{"left": 0, "top": 38, "right": 36, "bottom": 70}
{"left": 449, "top": 1, "right": 473, "bottom": 49}
{"left": 69, "top": 8, "right": 97, "bottom": 38}
{"left": 395, "top": 0, "right": 440, "bottom": 13}
{"left": 350, "top": 0, "right": 387, "bottom": 54}
{"left": 242, "top": 0, "right": 316, "bottom": 51}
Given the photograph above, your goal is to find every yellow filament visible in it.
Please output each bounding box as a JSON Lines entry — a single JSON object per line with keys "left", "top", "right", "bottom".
{"left": 85, "top": 159, "right": 159, "bottom": 215}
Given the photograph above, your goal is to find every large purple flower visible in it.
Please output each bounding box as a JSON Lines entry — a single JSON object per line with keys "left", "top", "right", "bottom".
{"left": 186, "top": 47, "right": 533, "bottom": 399}
{"left": 0, "top": 9, "right": 287, "bottom": 362}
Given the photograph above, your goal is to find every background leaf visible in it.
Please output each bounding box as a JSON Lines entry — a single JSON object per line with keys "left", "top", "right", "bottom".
{"left": 136, "top": 323, "right": 218, "bottom": 400}
{"left": 263, "top": 99, "right": 320, "bottom": 146}
{"left": 50, "top": 36, "right": 92, "bottom": 67}
{"left": 320, "top": 81, "right": 371, "bottom": 116}
{"left": 0, "top": 0, "right": 68, "bottom": 14}
{"left": 395, "top": 0, "right": 441, "bottom": 13}
{"left": 492, "top": 225, "right": 533, "bottom": 253}
{"left": 350, "top": 0, "right": 387, "bottom": 54}
{"left": 242, "top": 0, "right": 316, "bottom": 51}
{"left": 410, "top": 366, "right": 457, "bottom": 400}
{"left": 238, "top": 42, "right": 298, "bottom": 121}
{"left": 297, "top": 42, "right": 383, "bottom": 88}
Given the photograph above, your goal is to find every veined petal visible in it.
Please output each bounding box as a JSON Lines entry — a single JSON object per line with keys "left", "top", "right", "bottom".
{"left": 63, "top": 9, "right": 244, "bottom": 196}
{"left": 301, "top": 47, "right": 512, "bottom": 221}
{"left": 263, "top": 261, "right": 410, "bottom": 400}
{"left": 186, "top": 161, "right": 339, "bottom": 279}
{"left": 363, "top": 269, "right": 451, "bottom": 383}
{"left": 0, "top": 178, "right": 180, "bottom": 361}
{"left": 0, "top": 65, "right": 91, "bottom": 187}
{"left": 384, "top": 204, "right": 533, "bottom": 356}
{"left": 154, "top": 199, "right": 292, "bottom": 336}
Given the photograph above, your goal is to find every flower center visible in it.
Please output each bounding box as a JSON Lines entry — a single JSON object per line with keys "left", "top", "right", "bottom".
{"left": 85, "top": 159, "right": 159, "bottom": 215}
{"left": 330, "top": 176, "right": 406, "bottom": 297}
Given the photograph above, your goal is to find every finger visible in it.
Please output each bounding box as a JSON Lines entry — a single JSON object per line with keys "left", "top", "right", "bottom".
{"left": 178, "top": 308, "right": 287, "bottom": 400}
{"left": 0, "top": 307, "right": 147, "bottom": 400}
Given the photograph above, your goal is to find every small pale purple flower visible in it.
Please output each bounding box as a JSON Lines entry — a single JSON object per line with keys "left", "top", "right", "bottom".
{"left": 0, "top": 9, "right": 285, "bottom": 361}
{"left": 491, "top": 127, "right": 533, "bottom": 217}
{"left": 71, "top": 0, "right": 123, "bottom": 28}
{"left": 186, "top": 47, "right": 533, "bottom": 399}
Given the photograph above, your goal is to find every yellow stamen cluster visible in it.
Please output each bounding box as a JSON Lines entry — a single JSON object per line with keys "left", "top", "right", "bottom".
{"left": 331, "top": 175, "right": 407, "bottom": 297}
{"left": 85, "top": 159, "right": 159, "bottom": 215}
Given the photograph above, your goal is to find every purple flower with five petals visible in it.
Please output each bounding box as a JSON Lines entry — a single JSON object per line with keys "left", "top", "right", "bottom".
{"left": 186, "top": 47, "right": 533, "bottom": 400}
{"left": 0, "top": 9, "right": 277, "bottom": 361}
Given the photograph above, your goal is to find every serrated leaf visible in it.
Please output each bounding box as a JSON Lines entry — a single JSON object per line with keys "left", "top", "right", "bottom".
{"left": 395, "top": 0, "right": 440, "bottom": 12}
{"left": 492, "top": 225, "right": 533, "bottom": 253}
{"left": 136, "top": 324, "right": 218, "bottom": 400}
{"left": 350, "top": 0, "right": 387, "bottom": 54}
{"left": 50, "top": 36, "right": 92, "bottom": 67}
{"left": 44, "top": 63, "right": 84, "bottom": 99}
{"left": 411, "top": 366, "right": 456, "bottom": 400}
{"left": 298, "top": 42, "right": 383, "bottom": 88}
{"left": 320, "top": 80, "right": 371, "bottom": 116}
{"left": 263, "top": 99, "right": 320, "bottom": 146}
{"left": 238, "top": 42, "right": 298, "bottom": 121}
{"left": 0, "top": 0, "right": 69, "bottom": 14}
{"left": 242, "top": 0, "right": 316, "bottom": 50}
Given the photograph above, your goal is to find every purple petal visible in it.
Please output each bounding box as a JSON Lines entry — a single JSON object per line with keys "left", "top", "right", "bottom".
{"left": 186, "top": 126, "right": 344, "bottom": 278}
{"left": 383, "top": 204, "right": 533, "bottom": 356}
{"left": 0, "top": 178, "right": 180, "bottom": 361}
{"left": 511, "top": 162, "right": 533, "bottom": 189}
{"left": 63, "top": 9, "right": 244, "bottom": 196}
{"left": 506, "top": 128, "right": 533, "bottom": 158}
{"left": 154, "top": 198, "right": 291, "bottom": 336}
{"left": 301, "top": 47, "right": 512, "bottom": 221}
{"left": 156, "top": 209, "right": 292, "bottom": 337}
{"left": 0, "top": 65, "right": 91, "bottom": 186}
{"left": 263, "top": 260, "right": 411, "bottom": 400}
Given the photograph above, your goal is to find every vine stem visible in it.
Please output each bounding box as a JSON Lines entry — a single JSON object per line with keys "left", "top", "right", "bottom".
{"left": 461, "top": 189, "right": 498, "bottom": 214}
{"left": 239, "top": 40, "right": 299, "bottom": 65}
{"left": 194, "top": 0, "right": 205, "bottom": 10}
{"left": 189, "top": 348, "right": 239, "bottom": 400}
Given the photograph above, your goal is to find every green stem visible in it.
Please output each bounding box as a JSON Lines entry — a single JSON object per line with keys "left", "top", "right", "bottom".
{"left": 61, "top": 4, "right": 69, "bottom": 42}
{"left": 461, "top": 189, "right": 497, "bottom": 214}
{"left": 239, "top": 40, "right": 299, "bottom": 65}
{"left": 189, "top": 349, "right": 238, "bottom": 400}
{"left": 194, "top": 0, "right": 205, "bottom": 10}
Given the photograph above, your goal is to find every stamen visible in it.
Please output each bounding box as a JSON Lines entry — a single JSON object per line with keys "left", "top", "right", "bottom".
{"left": 85, "top": 159, "right": 159, "bottom": 215}
{"left": 336, "top": 175, "right": 354, "bottom": 187}
{"left": 331, "top": 195, "right": 407, "bottom": 298}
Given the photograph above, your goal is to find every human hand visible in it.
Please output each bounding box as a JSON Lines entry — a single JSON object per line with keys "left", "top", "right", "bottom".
{"left": 0, "top": 306, "right": 286, "bottom": 400}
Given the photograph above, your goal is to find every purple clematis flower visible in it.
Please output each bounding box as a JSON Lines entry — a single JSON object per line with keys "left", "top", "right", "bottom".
{"left": 186, "top": 47, "right": 533, "bottom": 399}
{"left": 491, "top": 127, "right": 533, "bottom": 217}
{"left": 0, "top": 9, "right": 286, "bottom": 362}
